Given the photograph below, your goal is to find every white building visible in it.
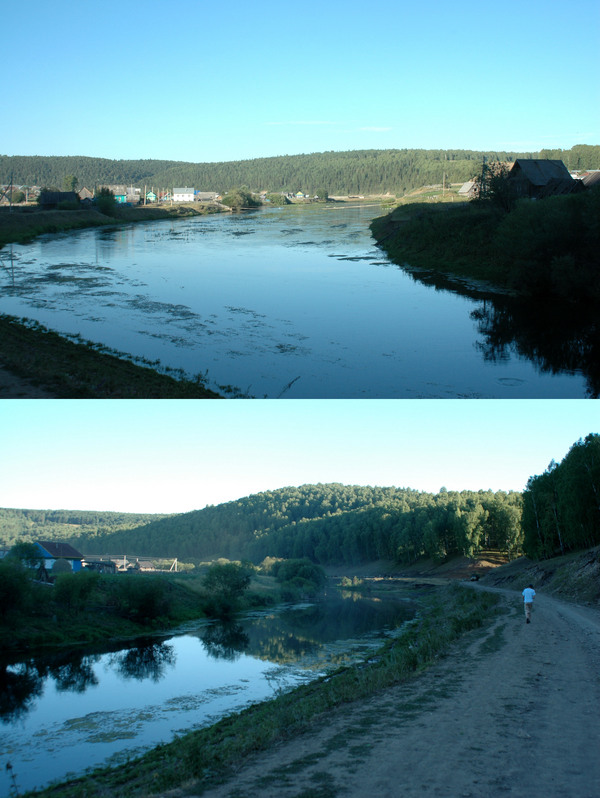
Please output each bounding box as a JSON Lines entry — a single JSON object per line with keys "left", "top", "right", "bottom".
{"left": 173, "top": 187, "right": 195, "bottom": 202}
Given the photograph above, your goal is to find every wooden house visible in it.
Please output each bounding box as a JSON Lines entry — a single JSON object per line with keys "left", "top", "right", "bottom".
{"left": 506, "top": 159, "right": 579, "bottom": 199}
{"left": 38, "top": 191, "right": 79, "bottom": 209}
{"left": 34, "top": 541, "right": 84, "bottom": 575}
{"left": 82, "top": 557, "right": 117, "bottom": 574}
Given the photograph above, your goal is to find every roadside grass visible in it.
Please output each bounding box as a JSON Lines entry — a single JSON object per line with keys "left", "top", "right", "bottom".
{"left": 25, "top": 584, "right": 500, "bottom": 797}
{"left": 0, "top": 314, "right": 222, "bottom": 398}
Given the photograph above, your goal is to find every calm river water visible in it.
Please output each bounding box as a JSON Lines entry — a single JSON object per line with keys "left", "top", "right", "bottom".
{"left": 0, "top": 594, "right": 415, "bottom": 796}
{"left": 0, "top": 203, "right": 595, "bottom": 397}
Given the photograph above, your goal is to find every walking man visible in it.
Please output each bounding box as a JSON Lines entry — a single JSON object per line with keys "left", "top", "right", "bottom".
{"left": 522, "top": 584, "right": 536, "bottom": 623}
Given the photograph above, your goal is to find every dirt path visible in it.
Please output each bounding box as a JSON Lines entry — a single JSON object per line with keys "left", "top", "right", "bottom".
{"left": 0, "top": 364, "right": 56, "bottom": 397}
{"left": 188, "top": 586, "right": 600, "bottom": 798}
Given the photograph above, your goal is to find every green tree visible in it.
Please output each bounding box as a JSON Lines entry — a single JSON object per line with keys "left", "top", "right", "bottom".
{"left": 96, "top": 187, "right": 117, "bottom": 216}
{"left": 62, "top": 175, "right": 78, "bottom": 192}
{"left": 8, "top": 541, "right": 43, "bottom": 568}
{"left": 203, "top": 562, "right": 252, "bottom": 616}
{"left": 0, "top": 559, "right": 33, "bottom": 618}
{"left": 474, "top": 160, "right": 516, "bottom": 211}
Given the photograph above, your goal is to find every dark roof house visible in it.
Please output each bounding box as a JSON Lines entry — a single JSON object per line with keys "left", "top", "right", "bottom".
{"left": 38, "top": 191, "right": 79, "bottom": 209}
{"left": 507, "top": 159, "right": 582, "bottom": 199}
{"left": 35, "top": 541, "right": 85, "bottom": 574}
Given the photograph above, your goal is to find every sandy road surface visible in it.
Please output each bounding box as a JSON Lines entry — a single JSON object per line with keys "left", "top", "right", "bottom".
{"left": 188, "top": 586, "right": 600, "bottom": 798}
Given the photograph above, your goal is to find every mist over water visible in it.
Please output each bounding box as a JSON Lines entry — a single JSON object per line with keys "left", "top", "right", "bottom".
{"left": 0, "top": 204, "right": 591, "bottom": 397}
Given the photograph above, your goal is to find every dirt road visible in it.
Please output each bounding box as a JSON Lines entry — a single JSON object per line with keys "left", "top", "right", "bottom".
{"left": 193, "top": 586, "right": 600, "bottom": 798}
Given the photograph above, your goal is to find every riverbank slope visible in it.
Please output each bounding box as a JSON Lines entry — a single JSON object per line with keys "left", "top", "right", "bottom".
{"left": 371, "top": 188, "right": 600, "bottom": 301}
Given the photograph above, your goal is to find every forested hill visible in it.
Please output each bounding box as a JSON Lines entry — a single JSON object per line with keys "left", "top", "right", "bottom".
{"left": 0, "top": 508, "right": 171, "bottom": 550}
{"left": 3, "top": 435, "right": 598, "bottom": 566}
{"left": 2, "top": 145, "right": 598, "bottom": 197}
{"left": 68, "top": 484, "right": 524, "bottom": 566}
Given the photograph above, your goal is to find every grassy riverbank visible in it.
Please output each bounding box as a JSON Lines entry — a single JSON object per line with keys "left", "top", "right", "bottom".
{"left": 0, "top": 203, "right": 224, "bottom": 248}
{"left": 23, "top": 585, "right": 499, "bottom": 797}
{"left": 371, "top": 188, "right": 600, "bottom": 300}
{"left": 0, "top": 314, "right": 222, "bottom": 398}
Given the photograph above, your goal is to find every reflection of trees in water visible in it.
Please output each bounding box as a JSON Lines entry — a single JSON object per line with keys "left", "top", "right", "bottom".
{"left": 200, "top": 622, "right": 250, "bottom": 661}
{"left": 110, "top": 641, "right": 176, "bottom": 682}
{"left": 42, "top": 652, "right": 100, "bottom": 693}
{"left": 232, "top": 597, "right": 416, "bottom": 666}
{"left": 470, "top": 297, "right": 600, "bottom": 397}
{"left": 401, "top": 265, "right": 598, "bottom": 396}
{"left": 0, "top": 661, "right": 43, "bottom": 722}
{"left": 0, "top": 650, "right": 101, "bottom": 721}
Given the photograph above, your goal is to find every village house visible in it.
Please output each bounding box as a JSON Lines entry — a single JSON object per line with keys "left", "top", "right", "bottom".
{"left": 173, "top": 187, "right": 195, "bottom": 202}
{"left": 78, "top": 187, "right": 94, "bottom": 201}
{"left": 506, "top": 159, "right": 583, "bottom": 199}
{"left": 34, "top": 541, "right": 85, "bottom": 578}
{"left": 38, "top": 191, "right": 79, "bottom": 209}
{"left": 98, "top": 185, "right": 142, "bottom": 204}
{"left": 195, "top": 191, "right": 220, "bottom": 202}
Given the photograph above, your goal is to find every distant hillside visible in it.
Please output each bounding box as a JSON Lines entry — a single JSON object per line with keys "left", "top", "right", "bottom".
{"left": 2, "top": 145, "right": 598, "bottom": 197}
{"left": 64, "top": 483, "right": 523, "bottom": 567}
{"left": 0, "top": 508, "right": 170, "bottom": 549}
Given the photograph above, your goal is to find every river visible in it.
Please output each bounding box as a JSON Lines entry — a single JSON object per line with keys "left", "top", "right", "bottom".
{"left": 0, "top": 203, "right": 595, "bottom": 397}
{"left": 0, "top": 593, "right": 416, "bottom": 796}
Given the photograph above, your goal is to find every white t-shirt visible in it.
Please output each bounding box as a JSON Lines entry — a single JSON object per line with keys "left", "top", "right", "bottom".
{"left": 522, "top": 587, "right": 536, "bottom": 603}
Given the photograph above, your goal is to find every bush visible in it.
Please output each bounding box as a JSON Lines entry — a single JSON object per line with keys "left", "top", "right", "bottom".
{"left": 113, "top": 576, "right": 170, "bottom": 622}
{"left": 54, "top": 570, "right": 100, "bottom": 612}
{"left": 220, "top": 188, "right": 261, "bottom": 210}
{"left": 271, "top": 558, "right": 327, "bottom": 599}
{"left": 0, "top": 559, "right": 33, "bottom": 619}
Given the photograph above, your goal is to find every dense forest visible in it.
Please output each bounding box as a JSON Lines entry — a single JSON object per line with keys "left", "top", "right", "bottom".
{"left": 44, "top": 484, "right": 524, "bottom": 566}
{"left": 521, "top": 434, "right": 600, "bottom": 559}
{"left": 2, "top": 145, "right": 598, "bottom": 197}
{"left": 0, "top": 509, "right": 170, "bottom": 549}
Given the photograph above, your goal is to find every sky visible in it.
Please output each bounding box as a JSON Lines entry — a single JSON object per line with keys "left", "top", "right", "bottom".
{"left": 2, "top": 0, "right": 598, "bottom": 163}
{"left": 1, "top": 399, "right": 597, "bottom": 514}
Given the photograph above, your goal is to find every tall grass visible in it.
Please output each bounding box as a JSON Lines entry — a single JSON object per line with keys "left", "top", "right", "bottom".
{"left": 28, "top": 585, "right": 499, "bottom": 797}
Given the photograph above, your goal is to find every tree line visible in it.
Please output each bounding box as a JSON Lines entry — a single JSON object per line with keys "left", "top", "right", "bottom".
{"left": 521, "top": 434, "right": 600, "bottom": 559}
{"left": 65, "top": 484, "right": 523, "bottom": 566}
{"left": 2, "top": 145, "right": 598, "bottom": 197}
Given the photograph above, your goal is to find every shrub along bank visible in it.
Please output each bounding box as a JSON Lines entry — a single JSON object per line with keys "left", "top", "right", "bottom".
{"left": 371, "top": 188, "right": 600, "bottom": 301}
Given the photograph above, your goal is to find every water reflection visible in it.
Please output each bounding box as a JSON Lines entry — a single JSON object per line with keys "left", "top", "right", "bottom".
{"left": 108, "top": 640, "right": 176, "bottom": 682}
{"left": 0, "top": 661, "right": 42, "bottom": 722}
{"left": 199, "top": 622, "right": 250, "bottom": 661}
{"left": 470, "top": 298, "right": 600, "bottom": 397}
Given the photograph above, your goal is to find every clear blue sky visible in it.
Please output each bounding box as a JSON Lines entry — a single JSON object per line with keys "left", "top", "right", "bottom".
{"left": 1, "top": 399, "right": 597, "bottom": 513}
{"left": 3, "top": 0, "right": 598, "bottom": 162}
